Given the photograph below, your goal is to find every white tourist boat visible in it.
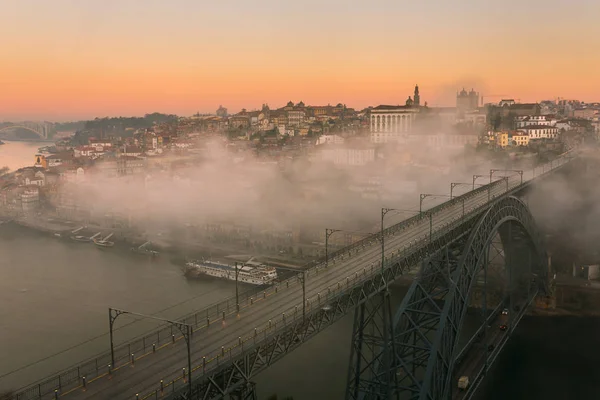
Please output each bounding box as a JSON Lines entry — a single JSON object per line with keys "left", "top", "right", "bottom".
{"left": 184, "top": 259, "right": 278, "bottom": 285}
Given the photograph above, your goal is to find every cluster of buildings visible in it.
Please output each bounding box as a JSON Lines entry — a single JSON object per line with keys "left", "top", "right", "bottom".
{"left": 482, "top": 99, "right": 599, "bottom": 149}
{"left": 1, "top": 87, "right": 598, "bottom": 251}
{"left": 368, "top": 86, "right": 486, "bottom": 147}
{"left": 183, "top": 101, "right": 365, "bottom": 140}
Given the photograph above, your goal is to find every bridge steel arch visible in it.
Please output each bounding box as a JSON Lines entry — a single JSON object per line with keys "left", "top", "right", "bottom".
{"left": 13, "top": 155, "right": 574, "bottom": 400}
{"left": 383, "top": 196, "right": 548, "bottom": 400}
{"left": 0, "top": 124, "right": 50, "bottom": 139}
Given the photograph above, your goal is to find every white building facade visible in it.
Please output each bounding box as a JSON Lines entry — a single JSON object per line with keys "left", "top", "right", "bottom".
{"left": 519, "top": 125, "right": 559, "bottom": 140}
{"left": 370, "top": 105, "right": 419, "bottom": 144}
{"left": 317, "top": 134, "right": 345, "bottom": 145}
{"left": 515, "top": 115, "right": 556, "bottom": 128}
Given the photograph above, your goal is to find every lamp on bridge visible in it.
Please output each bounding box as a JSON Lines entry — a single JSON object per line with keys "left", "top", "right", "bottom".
{"left": 419, "top": 193, "right": 452, "bottom": 215}
{"left": 473, "top": 174, "right": 487, "bottom": 190}
{"left": 325, "top": 228, "right": 373, "bottom": 268}
{"left": 381, "top": 208, "right": 418, "bottom": 276}
{"left": 419, "top": 194, "right": 453, "bottom": 242}
{"left": 325, "top": 229, "right": 341, "bottom": 268}
{"left": 451, "top": 182, "right": 483, "bottom": 199}
{"left": 490, "top": 169, "right": 523, "bottom": 185}
{"left": 108, "top": 308, "right": 193, "bottom": 397}
{"left": 235, "top": 262, "right": 240, "bottom": 314}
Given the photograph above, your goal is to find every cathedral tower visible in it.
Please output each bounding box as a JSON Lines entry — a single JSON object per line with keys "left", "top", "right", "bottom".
{"left": 413, "top": 84, "right": 420, "bottom": 107}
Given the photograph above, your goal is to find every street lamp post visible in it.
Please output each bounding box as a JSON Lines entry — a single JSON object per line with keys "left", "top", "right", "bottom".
{"left": 381, "top": 208, "right": 394, "bottom": 276}
{"left": 379, "top": 207, "right": 418, "bottom": 279}
{"left": 109, "top": 308, "right": 193, "bottom": 396}
{"left": 325, "top": 228, "right": 341, "bottom": 268}
{"left": 490, "top": 169, "right": 524, "bottom": 187}
{"left": 450, "top": 182, "right": 481, "bottom": 199}
{"left": 419, "top": 194, "right": 426, "bottom": 215}
{"left": 451, "top": 182, "right": 481, "bottom": 218}
{"left": 473, "top": 174, "right": 487, "bottom": 190}
{"left": 493, "top": 175, "right": 510, "bottom": 194}
{"left": 450, "top": 183, "right": 460, "bottom": 199}
{"left": 419, "top": 194, "right": 452, "bottom": 214}
{"left": 519, "top": 170, "right": 524, "bottom": 185}
{"left": 301, "top": 271, "right": 306, "bottom": 321}
{"left": 235, "top": 262, "right": 239, "bottom": 313}
{"left": 419, "top": 194, "right": 452, "bottom": 241}
{"left": 274, "top": 264, "right": 309, "bottom": 322}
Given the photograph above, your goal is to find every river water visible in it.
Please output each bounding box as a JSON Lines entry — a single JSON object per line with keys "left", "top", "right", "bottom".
{"left": 1, "top": 142, "right": 597, "bottom": 399}
{"left": 0, "top": 225, "right": 238, "bottom": 391}
{"left": 0, "top": 140, "right": 48, "bottom": 172}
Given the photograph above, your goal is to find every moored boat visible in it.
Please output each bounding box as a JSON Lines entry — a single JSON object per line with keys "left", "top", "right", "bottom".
{"left": 184, "top": 259, "right": 278, "bottom": 285}
{"left": 94, "top": 239, "right": 114, "bottom": 248}
{"left": 131, "top": 241, "right": 159, "bottom": 257}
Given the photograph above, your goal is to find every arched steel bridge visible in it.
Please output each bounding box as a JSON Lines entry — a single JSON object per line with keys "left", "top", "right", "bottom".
{"left": 11, "top": 149, "right": 578, "bottom": 400}
{"left": 0, "top": 122, "right": 55, "bottom": 139}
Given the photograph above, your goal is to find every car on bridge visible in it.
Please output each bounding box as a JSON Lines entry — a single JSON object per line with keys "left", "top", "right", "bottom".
{"left": 502, "top": 308, "right": 508, "bottom": 315}
{"left": 499, "top": 324, "right": 507, "bottom": 331}
{"left": 458, "top": 376, "right": 470, "bottom": 391}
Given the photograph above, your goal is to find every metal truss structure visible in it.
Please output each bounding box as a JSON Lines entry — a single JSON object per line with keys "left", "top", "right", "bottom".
{"left": 163, "top": 180, "right": 534, "bottom": 400}
{"left": 0, "top": 121, "right": 55, "bottom": 139}
{"left": 346, "top": 196, "right": 548, "bottom": 400}
{"left": 13, "top": 152, "right": 576, "bottom": 400}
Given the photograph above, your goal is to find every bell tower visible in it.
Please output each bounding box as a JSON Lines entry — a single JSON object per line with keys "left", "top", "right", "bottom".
{"left": 413, "top": 84, "right": 420, "bottom": 107}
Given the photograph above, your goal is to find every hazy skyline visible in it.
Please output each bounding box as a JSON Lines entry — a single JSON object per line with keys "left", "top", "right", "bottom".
{"left": 1, "top": 0, "right": 599, "bottom": 121}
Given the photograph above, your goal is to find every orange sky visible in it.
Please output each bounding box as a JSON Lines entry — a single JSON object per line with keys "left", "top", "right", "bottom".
{"left": 1, "top": 0, "right": 599, "bottom": 121}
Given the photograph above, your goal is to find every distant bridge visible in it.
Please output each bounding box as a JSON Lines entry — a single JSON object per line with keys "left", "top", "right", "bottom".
{"left": 11, "top": 149, "right": 580, "bottom": 400}
{"left": 0, "top": 122, "right": 55, "bottom": 139}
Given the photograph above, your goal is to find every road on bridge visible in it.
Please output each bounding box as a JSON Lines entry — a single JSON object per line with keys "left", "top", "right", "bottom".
{"left": 58, "top": 178, "right": 521, "bottom": 399}
{"left": 25, "top": 153, "right": 573, "bottom": 400}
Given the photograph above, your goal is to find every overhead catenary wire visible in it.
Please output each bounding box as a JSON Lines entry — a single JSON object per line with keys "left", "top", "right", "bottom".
{"left": 0, "top": 284, "right": 226, "bottom": 381}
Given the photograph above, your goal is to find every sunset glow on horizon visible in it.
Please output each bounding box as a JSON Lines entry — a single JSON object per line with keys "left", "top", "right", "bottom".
{"left": 2, "top": 0, "right": 599, "bottom": 121}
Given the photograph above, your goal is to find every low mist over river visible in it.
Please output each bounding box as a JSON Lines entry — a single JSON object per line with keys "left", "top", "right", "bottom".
{"left": 2, "top": 143, "right": 600, "bottom": 399}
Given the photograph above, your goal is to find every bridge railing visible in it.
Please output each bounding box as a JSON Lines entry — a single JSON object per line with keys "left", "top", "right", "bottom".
{"left": 159, "top": 183, "right": 524, "bottom": 398}
{"left": 163, "top": 151, "right": 574, "bottom": 398}
{"left": 12, "top": 150, "right": 575, "bottom": 400}
{"left": 140, "top": 173, "right": 548, "bottom": 398}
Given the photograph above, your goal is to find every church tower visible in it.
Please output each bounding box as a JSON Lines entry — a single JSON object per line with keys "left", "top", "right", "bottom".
{"left": 413, "top": 84, "right": 420, "bottom": 107}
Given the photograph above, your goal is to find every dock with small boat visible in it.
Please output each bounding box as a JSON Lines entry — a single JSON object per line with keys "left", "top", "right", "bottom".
{"left": 93, "top": 232, "right": 114, "bottom": 248}
{"left": 70, "top": 228, "right": 96, "bottom": 242}
{"left": 131, "top": 241, "right": 159, "bottom": 257}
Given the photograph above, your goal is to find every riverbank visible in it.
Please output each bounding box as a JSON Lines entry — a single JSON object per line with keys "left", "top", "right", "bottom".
{"left": 5, "top": 215, "right": 307, "bottom": 271}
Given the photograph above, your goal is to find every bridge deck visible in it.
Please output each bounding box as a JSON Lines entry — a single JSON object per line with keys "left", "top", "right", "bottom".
{"left": 16, "top": 153, "right": 575, "bottom": 400}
